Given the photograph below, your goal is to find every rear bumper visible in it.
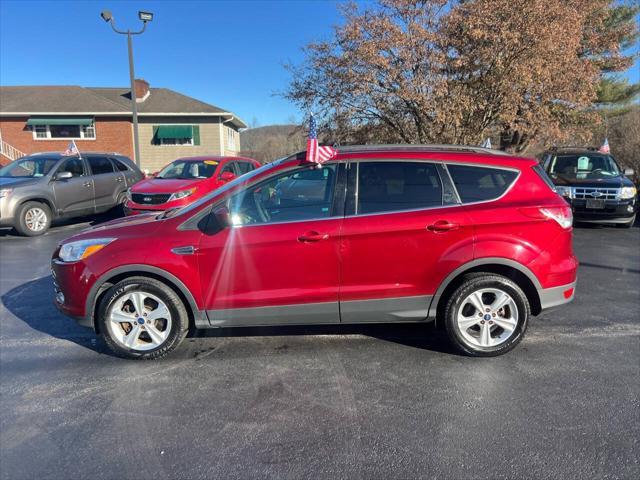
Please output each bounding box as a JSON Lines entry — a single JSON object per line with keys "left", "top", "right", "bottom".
{"left": 538, "top": 281, "right": 576, "bottom": 311}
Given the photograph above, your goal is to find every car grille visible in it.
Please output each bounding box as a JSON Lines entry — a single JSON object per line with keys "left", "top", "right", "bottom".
{"left": 573, "top": 187, "right": 620, "bottom": 200}
{"left": 131, "top": 193, "right": 171, "bottom": 205}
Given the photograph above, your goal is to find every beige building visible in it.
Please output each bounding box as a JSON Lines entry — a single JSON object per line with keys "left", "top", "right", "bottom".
{"left": 0, "top": 79, "right": 247, "bottom": 172}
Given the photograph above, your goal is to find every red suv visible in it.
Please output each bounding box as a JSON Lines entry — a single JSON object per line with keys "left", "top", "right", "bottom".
{"left": 52, "top": 145, "right": 577, "bottom": 359}
{"left": 124, "top": 156, "right": 260, "bottom": 214}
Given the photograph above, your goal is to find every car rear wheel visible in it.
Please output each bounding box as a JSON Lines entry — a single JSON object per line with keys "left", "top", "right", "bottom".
{"left": 97, "top": 277, "right": 189, "bottom": 359}
{"left": 15, "top": 201, "right": 52, "bottom": 236}
{"left": 443, "top": 274, "right": 530, "bottom": 356}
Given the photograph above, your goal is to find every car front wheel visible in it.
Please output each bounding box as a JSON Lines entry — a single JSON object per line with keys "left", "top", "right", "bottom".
{"left": 443, "top": 274, "right": 530, "bottom": 356}
{"left": 97, "top": 277, "right": 189, "bottom": 359}
{"left": 15, "top": 201, "right": 52, "bottom": 236}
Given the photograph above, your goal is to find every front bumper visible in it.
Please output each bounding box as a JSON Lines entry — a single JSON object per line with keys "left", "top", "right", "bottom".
{"left": 568, "top": 198, "right": 637, "bottom": 223}
{"left": 51, "top": 258, "right": 95, "bottom": 328}
{"left": 538, "top": 281, "right": 576, "bottom": 311}
{"left": 0, "top": 197, "right": 16, "bottom": 227}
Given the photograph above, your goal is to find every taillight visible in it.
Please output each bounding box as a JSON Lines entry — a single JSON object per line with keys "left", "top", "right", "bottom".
{"left": 519, "top": 206, "right": 573, "bottom": 229}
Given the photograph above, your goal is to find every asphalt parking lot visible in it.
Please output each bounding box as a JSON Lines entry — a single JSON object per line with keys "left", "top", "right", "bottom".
{"left": 0, "top": 218, "right": 638, "bottom": 480}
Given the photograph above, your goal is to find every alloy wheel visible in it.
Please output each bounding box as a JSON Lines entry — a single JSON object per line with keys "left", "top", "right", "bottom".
{"left": 456, "top": 288, "right": 519, "bottom": 348}
{"left": 24, "top": 207, "right": 47, "bottom": 232}
{"left": 107, "top": 291, "right": 172, "bottom": 351}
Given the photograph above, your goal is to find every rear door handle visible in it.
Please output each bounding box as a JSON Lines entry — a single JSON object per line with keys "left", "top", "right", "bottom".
{"left": 427, "top": 220, "right": 460, "bottom": 232}
{"left": 116, "top": 177, "right": 123, "bottom": 182}
{"left": 83, "top": 182, "right": 92, "bottom": 188}
{"left": 298, "top": 231, "right": 329, "bottom": 242}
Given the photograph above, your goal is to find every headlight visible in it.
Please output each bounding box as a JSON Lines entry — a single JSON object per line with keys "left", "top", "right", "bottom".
{"left": 59, "top": 238, "right": 115, "bottom": 262}
{"left": 554, "top": 186, "right": 573, "bottom": 199}
{"left": 168, "top": 188, "right": 195, "bottom": 202}
{"left": 619, "top": 186, "right": 637, "bottom": 200}
{"left": 0, "top": 188, "right": 12, "bottom": 198}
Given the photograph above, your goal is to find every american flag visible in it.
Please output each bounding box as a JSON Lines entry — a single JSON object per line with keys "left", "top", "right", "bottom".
{"left": 599, "top": 137, "right": 610, "bottom": 154}
{"left": 306, "top": 115, "right": 337, "bottom": 165}
{"left": 62, "top": 140, "right": 80, "bottom": 157}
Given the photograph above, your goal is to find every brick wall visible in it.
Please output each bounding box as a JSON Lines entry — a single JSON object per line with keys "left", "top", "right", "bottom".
{"left": 0, "top": 116, "right": 134, "bottom": 159}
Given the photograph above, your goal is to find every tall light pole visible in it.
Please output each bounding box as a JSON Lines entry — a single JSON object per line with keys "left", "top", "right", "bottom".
{"left": 100, "top": 9, "right": 153, "bottom": 167}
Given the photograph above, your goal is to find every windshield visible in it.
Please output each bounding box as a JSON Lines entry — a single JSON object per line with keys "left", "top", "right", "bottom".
{"left": 163, "top": 158, "right": 285, "bottom": 219}
{"left": 157, "top": 160, "right": 219, "bottom": 179}
{"left": 0, "top": 156, "right": 59, "bottom": 178}
{"left": 547, "top": 154, "right": 621, "bottom": 179}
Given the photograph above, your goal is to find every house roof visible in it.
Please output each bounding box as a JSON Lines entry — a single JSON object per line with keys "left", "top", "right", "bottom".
{"left": 0, "top": 85, "right": 246, "bottom": 128}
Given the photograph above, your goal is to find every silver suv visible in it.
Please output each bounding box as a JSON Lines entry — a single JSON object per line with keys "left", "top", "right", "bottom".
{"left": 0, "top": 152, "right": 143, "bottom": 236}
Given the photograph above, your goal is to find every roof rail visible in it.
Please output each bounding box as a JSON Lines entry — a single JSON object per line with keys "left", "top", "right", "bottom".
{"left": 335, "top": 144, "right": 512, "bottom": 156}
{"left": 548, "top": 146, "right": 599, "bottom": 152}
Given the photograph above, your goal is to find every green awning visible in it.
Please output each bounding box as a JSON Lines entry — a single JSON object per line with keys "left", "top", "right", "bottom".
{"left": 26, "top": 117, "right": 93, "bottom": 126}
{"left": 155, "top": 125, "right": 193, "bottom": 139}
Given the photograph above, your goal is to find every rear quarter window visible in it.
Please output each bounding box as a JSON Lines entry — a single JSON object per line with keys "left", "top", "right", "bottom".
{"left": 447, "top": 164, "right": 518, "bottom": 203}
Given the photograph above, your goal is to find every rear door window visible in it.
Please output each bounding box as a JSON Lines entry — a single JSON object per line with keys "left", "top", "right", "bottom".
{"left": 112, "top": 158, "right": 130, "bottom": 172}
{"left": 88, "top": 156, "right": 115, "bottom": 175}
{"left": 447, "top": 165, "right": 518, "bottom": 203}
{"left": 357, "top": 161, "right": 443, "bottom": 214}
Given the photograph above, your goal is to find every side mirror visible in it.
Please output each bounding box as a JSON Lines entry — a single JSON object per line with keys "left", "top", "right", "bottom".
{"left": 623, "top": 168, "right": 634, "bottom": 177}
{"left": 213, "top": 205, "right": 231, "bottom": 228}
{"left": 56, "top": 171, "right": 73, "bottom": 180}
{"left": 219, "top": 171, "right": 236, "bottom": 182}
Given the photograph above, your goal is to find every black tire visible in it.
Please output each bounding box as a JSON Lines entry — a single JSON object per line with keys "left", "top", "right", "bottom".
{"left": 14, "top": 201, "right": 52, "bottom": 236}
{"left": 443, "top": 273, "right": 530, "bottom": 357}
{"left": 97, "top": 277, "right": 189, "bottom": 359}
{"left": 111, "top": 191, "right": 127, "bottom": 217}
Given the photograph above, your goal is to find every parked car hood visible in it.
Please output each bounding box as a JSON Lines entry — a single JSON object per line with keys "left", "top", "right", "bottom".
{"left": 65, "top": 212, "right": 162, "bottom": 242}
{"left": 131, "top": 178, "right": 205, "bottom": 194}
{"left": 550, "top": 174, "right": 632, "bottom": 188}
{"left": 0, "top": 177, "right": 42, "bottom": 188}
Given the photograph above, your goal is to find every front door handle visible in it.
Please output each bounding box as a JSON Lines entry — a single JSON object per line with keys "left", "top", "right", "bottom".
{"left": 116, "top": 177, "right": 123, "bottom": 182}
{"left": 427, "top": 220, "right": 460, "bottom": 232}
{"left": 298, "top": 231, "right": 329, "bottom": 243}
{"left": 83, "top": 182, "right": 92, "bottom": 188}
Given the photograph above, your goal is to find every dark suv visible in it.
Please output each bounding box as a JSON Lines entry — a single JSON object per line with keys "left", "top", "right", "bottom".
{"left": 0, "top": 152, "right": 143, "bottom": 236}
{"left": 540, "top": 147, "right": 637, "bottom": 227}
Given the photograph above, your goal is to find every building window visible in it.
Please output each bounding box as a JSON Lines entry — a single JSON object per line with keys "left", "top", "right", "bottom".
{"left": 158, "top": 137, "right": 194, "bottom": 146}
{"left": 81, "top": 124, "right": 96, "bottom": 139}
{"left": 152, "top": 125, "right": 200, "bottom": 146}
{"left": 31, "top": 122, "right": 96, "bottom": 140}
{"left": 34, "top": 125, "right": 48, "bottom": 139}
{"left": 226, "top": 127, "right": 236, "bottom": 150}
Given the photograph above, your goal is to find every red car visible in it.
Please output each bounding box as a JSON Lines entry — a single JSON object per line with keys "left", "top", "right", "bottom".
{"left": 124, "top": 156, "right": 260, "bottom": 214}
{"left": 52, "top": 145, "right": 577, "bottom": 359}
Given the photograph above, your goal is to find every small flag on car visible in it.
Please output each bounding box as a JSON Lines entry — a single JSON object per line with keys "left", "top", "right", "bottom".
{"left": 481, "top": 138, "right": 492, "bottom": 149}
{"left": 62, "top": 140, "right": 80, "bottom": 157}
{"left": 599, "top": 137, "right": 610, "bottom": 154}
{"left": 306, "top": 114, "right": 337, "bottom": 165}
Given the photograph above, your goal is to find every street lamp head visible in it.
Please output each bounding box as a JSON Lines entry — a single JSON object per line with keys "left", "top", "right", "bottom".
{"left": 138, "top": 11, "right": 153, "bottom": 22}
{"left": 100, "top": 9, "right": 113, "bottom": 23}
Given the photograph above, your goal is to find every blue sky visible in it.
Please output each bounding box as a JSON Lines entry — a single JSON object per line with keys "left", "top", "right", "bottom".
{"left": 0, "top": 0, "right": 638, "bottom": 126}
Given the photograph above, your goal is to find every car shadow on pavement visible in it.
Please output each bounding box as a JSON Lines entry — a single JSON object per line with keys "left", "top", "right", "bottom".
{"left": 2, "top": 275, "right": 457, "bottom": 358}
{"left": 0, "top": 207, "right": 124, "bottom": 238}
